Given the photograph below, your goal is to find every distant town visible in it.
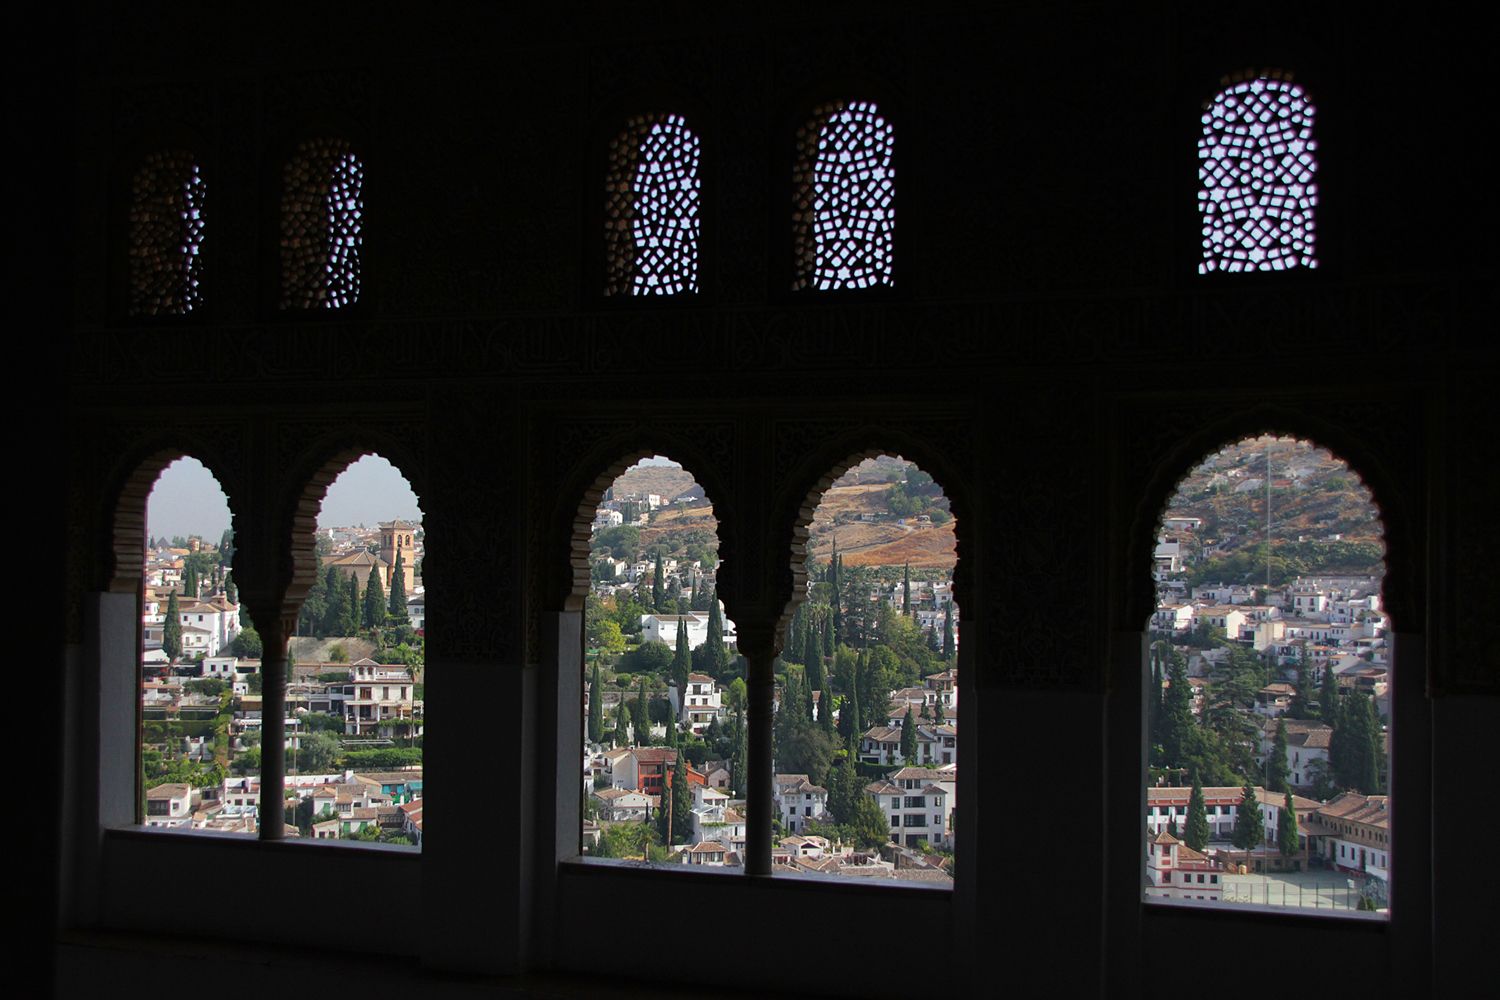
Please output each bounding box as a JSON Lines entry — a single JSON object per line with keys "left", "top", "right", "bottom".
{"left": 1143, "top": 437, "right": 1390, "bottom": 913}
{"left": 581, "top": 455, "right": 958, "bottom": 882}
{"left": 140, "top": 514, "right": 426, "bottom": 845}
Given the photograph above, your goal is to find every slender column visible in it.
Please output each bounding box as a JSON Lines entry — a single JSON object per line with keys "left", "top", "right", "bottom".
{"left": 745, "top": 648, "right": 774, "bottom": 876}
{"left": 257, "top": 611, "right": 290, "bottom": 841}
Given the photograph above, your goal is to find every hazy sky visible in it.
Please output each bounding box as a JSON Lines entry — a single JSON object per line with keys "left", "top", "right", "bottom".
{"left": 146, "top": 454, "right": 423, "bottom": 540}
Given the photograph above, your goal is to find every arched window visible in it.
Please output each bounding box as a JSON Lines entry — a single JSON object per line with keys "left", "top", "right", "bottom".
{"left": 129, "top": 151, "right": 206, "bottom": 316}
{"left": 579, "top": 456, "right": 725, "bottom": 863}
{"left": 1144, "top": 435, "right": 1388, "bottom": 914}
{"left": 138, "top": 457, "right": 246, "bottom": 833}
{"left": 605, "top": 114, "right": 701, "bottom": 296}
{"left": 294, "top": 453, "right": 425, "bottom": 846}
{"left": 281, "top": 138, "right": 364, "bottom": 309}
{"left": 792, "top": 101, "right": 895, "bottom": 291}
{"left": 1198, "top": 75, "right": 1317, "bottom": 273}
{"left": 780, "top": 454, "right": 957, "bottom": 880}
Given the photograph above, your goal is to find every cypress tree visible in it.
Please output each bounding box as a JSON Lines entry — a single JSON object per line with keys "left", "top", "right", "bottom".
{"left": 1319, "top": 665, "right": 1340, "bottom": 725}
{"left": 828, "top": 750, "right": 859, "bottom": 825}
{"left": 804, "top": 625, "right": 824, "bottom": 694}
{"left": 705, "top": 594, "right": 730, "bottom": 677}
{"left": 588, "top": 661, "right": 604, "bottom": 743}
{"left": 1367, "top": 694, "right": 1386, "bottom": 794}
{"left": 926, "top": 623, "right": 941, "bottom": 654}
{"left": 900, "top": 704, "right": 918, "bottom": 763}
{"left": 1278, "top": 789, "right": 1299, "bottom": 858}
{"left": 652, "top": 553, "right": 665, "bottom": 611}
{"left": 163, "top": 591, "right": 182, "bottom": 660}
{"left": 343, "top": 573, "right": 361, "bottom": 635}
{"left": 388, "top": 553, "right": 409, "bottom": 622}
{"left": 363, "top": 564, "right": 386, "bottom": 629}
{"left": 819, "top": 686, "right": 835, "bottom": 736}
{"left": 225, "top": 574, "right": 238, "bottom": 606}
{"left": 731, "top": 706, "right": 747, "bottom": 798}
{"left": 1185, "top": 777, "right": 1211, "bottom": 851}
{"left": 902, "top": 562, "right": 911, "bottom": 616}
{"left": 829, "top": 541, "right": 842, "bottom": 645}
{"left": 322, "top": 566, "right": 345, "bottom": 635}
{"left": 636, "top": 677, "right": 650, "bottom": 746}
{"left": 666, "top": 707, "right": 678, "bottom": 748}
{"left": 182, "top": 564, "right": 198, "bottom": 599}
{"left": 849, "top": 658, "right": 864, "bottom": 739}
{"left": 1160, "top": 652, "right": 1194, "bottom": 769}
{"left": 668, "top": 750, "right": 690, "bottom": 844}
{"left": 942, "top": 605, "right": 955, "bottom": 661}
{"left": 671, "top": 617, "right": 691, "bottom": 695}
{"left": 1268, "top": 716, "right": 1290, "bottom": 793}
{"left": 821, "top": 610, "right": 833, "bottom": 658}
{"left": 1232, "top": 784, "right": 1265, "bottom": 854}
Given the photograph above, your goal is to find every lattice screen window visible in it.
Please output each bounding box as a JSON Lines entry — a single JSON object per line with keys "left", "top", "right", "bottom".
{"left": 129, "top": 152, "right": 206, "bottom": 316}
{"left": 1198, "top": 75, "right": 1317, "bottom": 273}
{"left": 281, "top": 139, "right": 364, "bottom": 309}
{"left": 605, "top": 114, "right": 701, "bottom": 296}
{"left": 792, "top": 101, "right": 895, "bottom": 291}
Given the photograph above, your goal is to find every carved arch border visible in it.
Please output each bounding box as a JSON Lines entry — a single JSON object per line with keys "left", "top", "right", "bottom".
{"left": 99, "top": 434, "right": 244, "bottom": 596}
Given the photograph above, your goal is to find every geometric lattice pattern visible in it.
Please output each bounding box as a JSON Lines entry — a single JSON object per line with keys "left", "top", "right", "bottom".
{"left": 1198, "top": 75, "right": 1317, "bottom": 273}
{"left": 281, "top": 139, "right": 364, "bottom": 309}
{"left": 792, "top": 100, "right": 895, "bottom": 291}
{"left": 129, "top": 151, "right": 206, "bottom": 316}
{"left": 605, "top": 114, "right": 700, "bottom": 296}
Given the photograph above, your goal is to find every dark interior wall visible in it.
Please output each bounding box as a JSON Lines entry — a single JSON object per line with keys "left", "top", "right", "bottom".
{"left": 52, "top": 5, "right": 1497, "bottom": 997}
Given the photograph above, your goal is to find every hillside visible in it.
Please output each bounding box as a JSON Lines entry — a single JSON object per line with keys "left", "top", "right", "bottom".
{"left": 806, "top": 457, "right": 957, "bottom": 571}
{"left": 1164, "top": 436, "right": 1385, "bottom": 583}
{"left": 608, "top": 461, "right": 702, "bottom": 503}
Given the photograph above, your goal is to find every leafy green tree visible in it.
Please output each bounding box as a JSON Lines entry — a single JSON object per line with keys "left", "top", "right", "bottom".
{"left": 387, "top": 554, "right": 409, "bottom": 623}
{"left": 1268, "top": 717, "right": 1290, "bottom": 793}
{"left": 328, "top": 643, "right": 349, "bottom": 663}
{"left": 850, "top": 791, "right": 890, "bottom": 850}
{"left": 363, "top": 565, "right": 386, "bottom": 630}
{"left": 671, "top": 617, "right": 691, "bottom": 694}
{"left": 293, "top": 731, "right": 340, "bottom": 774}
{"left": 228, "top": 626, "right": 261, "bottom": 659}
{"left": 163, "top": 591, "right": 182, "bottom": 660}
{"left": 588, "top": 661, "right": 604, "bottom": 743}
{"left": 1232, "top": 783, "right": 1265, "bottom": 854}
{"left": 1185, "top": 778, "right": 1211, "bottom": 851}
{"left": 1278, "top": 789, "right": 1299, "bottom": 858}
{"left": 900, "top": 705, "right": 918, "bottom": 763}
{"left": 827, "top": 749, "right": 861, "bottom": 825}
